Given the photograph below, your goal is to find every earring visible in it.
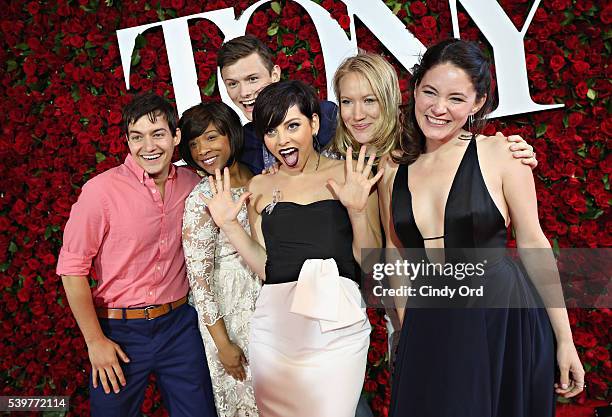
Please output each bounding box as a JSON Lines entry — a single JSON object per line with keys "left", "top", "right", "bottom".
{"left": 468, "top": 114, "right": 474, "bottom": 132}
{"left": 312, "top": 133, "right": 321, "bottom": 151}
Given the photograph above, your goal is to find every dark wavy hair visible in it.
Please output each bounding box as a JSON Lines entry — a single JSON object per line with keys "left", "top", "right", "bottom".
{"left": 122, "top": 92, "right": 178, "bottom": 136}
{"left": 394, "top": 38, "right": 494, "bottom": 164}
{"left": 252, "top": 80, "right": 320, "bottom": 144}
{"left": 178, "top": 102, "right": 244, "bottom": 172}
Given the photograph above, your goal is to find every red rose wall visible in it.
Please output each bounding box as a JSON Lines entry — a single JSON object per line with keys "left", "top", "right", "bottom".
{"left": 1, "top": 1, "right": 610, "bottom": 416}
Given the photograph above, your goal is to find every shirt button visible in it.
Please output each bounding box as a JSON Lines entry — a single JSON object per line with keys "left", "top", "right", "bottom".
{"left": 149, "top": 291, "right": 153, "bottom": 296}
{"left": 160, "top": 239, "right": 165, "bottom": 244}
{"left": 157, "top": 265, "right": 161, "bottom": 270}
{"left": 152, "top": 189, "right": 157, "bottom": 194}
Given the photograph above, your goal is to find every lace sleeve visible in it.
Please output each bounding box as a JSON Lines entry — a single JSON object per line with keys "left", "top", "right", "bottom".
{"left": 183, "top": 180, "right": 222, "bottom": 326}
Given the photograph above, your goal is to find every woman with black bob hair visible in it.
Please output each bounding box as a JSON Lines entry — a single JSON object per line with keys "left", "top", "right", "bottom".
{"left": 178, "top": 101, "right": 245, "bottom": 173}
{"left": 374, "top": 38, "right": 584, "bottom": 416}
{"left": 179, "top": 102, "right": 261, "bottom": 417}
{"left": 200, "top": 80, "right": 382, "bottom": 417}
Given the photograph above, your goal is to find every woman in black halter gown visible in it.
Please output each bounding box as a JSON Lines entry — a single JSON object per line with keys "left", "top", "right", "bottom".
{"left": 376, "top": 39, "right": 585, "bottom": 416}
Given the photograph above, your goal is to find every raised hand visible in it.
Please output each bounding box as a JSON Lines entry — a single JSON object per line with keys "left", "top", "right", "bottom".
{"left": 327, "top": 146, "right": 384, "bottom": 214}
{"left": 201, "top": 168, "right": 251, "bottom": 230}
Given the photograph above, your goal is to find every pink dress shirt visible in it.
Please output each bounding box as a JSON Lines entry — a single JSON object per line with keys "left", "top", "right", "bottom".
{"left": 57, "top": 154, "right": 200, "bottom": 308}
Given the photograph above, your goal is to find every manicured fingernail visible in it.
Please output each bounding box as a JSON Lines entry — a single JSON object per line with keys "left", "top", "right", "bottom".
{"left": 562, "top": 384, "right": 568, "bottom": 389}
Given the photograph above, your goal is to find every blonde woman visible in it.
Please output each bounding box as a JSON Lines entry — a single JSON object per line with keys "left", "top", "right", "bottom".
{"left": 327, "top": 52, "right": 539, "bottom": 364}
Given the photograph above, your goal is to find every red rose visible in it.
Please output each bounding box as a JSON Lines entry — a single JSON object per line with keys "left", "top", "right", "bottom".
{"left": 282, "top": 34, "right": 296, "bottom": 48}
{"left": 293, "top": 48, "right": 308, "bottom": 63}
{"left": 457, "top": 12, "right": 470, "bottom": 28}
{"left": 409, "top": 1, "right": 427, "bottom": 17}
{"left": 275, "top": 51, "right": 289, "bottom": 69}
{"left": 252, "top": 11, "right": 268, "bottom": 28}
{"left": 26, "top": 2, "right": 40, "bottom": 15}
{"left": 371, "top": 396, "right": 384, "bottom": 412}
{"left": 567, "top": 112, "right": 583, "bottom": 127}
{"left": 141, "top": 398, "right": 153, "bottom": 413}
{"left": 364, "top": 379, "right": 377, "bottom": 392}
{"left": 421, "top": 16, "right": 437, "bottom": 29}
{"left": 40, "top": 253, "right": 56, "bottom": 265}
{"left": 574, "top": 81, "right": 588, "bottom": 98}
{"left": 549, "top": 55, "right": 565, "bottom": 72}
{"left": 572, "top": 60, "right": 590, "bottom": 74}
{"left": 23, "top": 58, "right": 37, "bottom": 77}
{"left": 551, "top": 0, "right": 571, "bottom": 11}
{"left": 367, "top": 348, "right": 382, "bottom": 363}
{"left": 310, "top": 40, "right": 321, "bottom": 53}
{"left": 573, "top": 328, "right": 597, "bottom": 348}
{"left": 171, "top": 0, "right": 184, "bottom": 9}
{"left": 593, "top": 346, "right": 610, "bottom": 362}
{"left": 601, "top": 3, "right": 612, "bottom": 24}
{"left": 288, "top": 17, "right": 302, "bottom": 32}
{"left": 107, "top": 110, "right": 122, "bottom": 125}
{"left": 198, "top": 67, "right": 212, "bottom": 82}
{"left": 525, "top": 54, "right": 539, "bottom": 72}
{"left": 338, "top": 15, "right": 351, "bottom": 30}
{"left": 313, "top": 54, "right": 324, "bottom": 71}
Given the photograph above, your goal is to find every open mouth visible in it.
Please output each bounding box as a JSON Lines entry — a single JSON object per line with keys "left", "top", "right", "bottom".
{"left": 241, "top": 99, "right": 256, "bottom": 112}
{"left": 279, "top": 147, "right": 299, "bottom": 168}
{"left": 425, "top": 115, "right": 450, "bottom": 126}
{"left": 141, "top": 154, "right": 161, "bottom": 161}
{"left": 201, "top": 156, "right": 218, "bottom": 166}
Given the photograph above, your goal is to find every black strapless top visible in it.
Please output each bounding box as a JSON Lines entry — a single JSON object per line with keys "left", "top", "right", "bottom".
{"left": 392, "top": 137, "right": 507, "bottom": 250}
{"left": 261, "top": 200, "right": 359, "bottom": 285}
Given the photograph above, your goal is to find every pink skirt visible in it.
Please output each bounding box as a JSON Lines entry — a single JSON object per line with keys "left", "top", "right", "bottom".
{"left": 249, "top": 260, "right": 370, "bottom": 417}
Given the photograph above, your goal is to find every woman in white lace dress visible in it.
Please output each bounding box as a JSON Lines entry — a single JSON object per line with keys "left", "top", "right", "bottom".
{"left": 179, "top": 102, "right": 261, "bottom": 417}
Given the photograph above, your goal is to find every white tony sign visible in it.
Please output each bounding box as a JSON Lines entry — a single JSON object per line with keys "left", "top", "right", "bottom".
{"left": 117, "top": 0, "right": 562, "bottom": 119}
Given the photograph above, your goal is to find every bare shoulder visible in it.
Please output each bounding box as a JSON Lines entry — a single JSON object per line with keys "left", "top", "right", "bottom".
{"left": 247, "top": 173, "right": 266, "bottom": 193}
{"left": 476, "top": 134, "right": 528, "bottom": 177}
{"left": 476, "top": 134, "right": 515, "bottom": 163}
{"left": 246, "top": 174, "right": 274, "bottom": 210}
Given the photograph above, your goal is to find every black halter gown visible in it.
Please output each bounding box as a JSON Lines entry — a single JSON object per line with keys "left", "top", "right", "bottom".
{"left": 389, "top": 137, "right": 555, "bottom": 417}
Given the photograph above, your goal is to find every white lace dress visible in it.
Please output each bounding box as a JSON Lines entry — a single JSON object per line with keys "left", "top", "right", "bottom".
{"left": 183, "top": 179, "right": 261, "bottom": 417}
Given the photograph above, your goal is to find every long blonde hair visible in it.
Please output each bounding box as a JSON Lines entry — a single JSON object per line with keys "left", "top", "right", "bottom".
{"left": 330, "top": 53, "right": 402, "bottom": 162}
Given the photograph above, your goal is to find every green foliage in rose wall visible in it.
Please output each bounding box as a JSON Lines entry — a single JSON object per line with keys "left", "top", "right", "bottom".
{"left": 1, "top": 1, "right": 610, "bottom": 416}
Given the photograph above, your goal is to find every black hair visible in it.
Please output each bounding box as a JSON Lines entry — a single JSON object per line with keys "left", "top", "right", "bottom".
{"left": 252, "top": 80, "right": 320, "bottom": 142}
{"left": 177, "top": 101, "right": 244, "bottom": 171}
{"left": 122, "top": 92, "right": 178, "bottom": 136}
{"left": 395, "top": 38, "right": 494, "bottom": 164}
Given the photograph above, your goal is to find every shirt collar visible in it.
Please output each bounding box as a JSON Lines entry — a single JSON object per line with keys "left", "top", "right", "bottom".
{"left": 124, "top": 154, "right": 177, "bottom": 182}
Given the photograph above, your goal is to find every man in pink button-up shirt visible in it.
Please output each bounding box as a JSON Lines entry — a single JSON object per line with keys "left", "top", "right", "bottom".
{"left": 57, "top": 93, "right": 217, "bottom": 417}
